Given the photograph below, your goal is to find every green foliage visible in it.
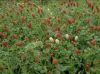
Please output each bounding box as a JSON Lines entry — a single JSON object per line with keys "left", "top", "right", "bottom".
{"left": 0, "top": 0, "right": 100, "bottom": 74}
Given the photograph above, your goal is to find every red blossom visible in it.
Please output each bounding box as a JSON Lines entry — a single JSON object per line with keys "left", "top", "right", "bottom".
{"left": 2, "top": 33, "right": 8, "bottom": 38}
{"left": 16, "top": 41, "right": 24, "bottom": 47}
{"left": 90, "top": 25, "right": 96, "bottom": 31}
{"left": 53, "top": 26, "right": 60, "bottom": 32}
{"left": 21, "top": 16, "right": 26, "bottom": 23}
{"left": 60, "top": 37, "right": 64, "bottom": 41}
{"left": 34, "top": 58, "right": 39, "bottom": 64}
{"left": 29, "top": 3, "right": 35, "bottom": 11}
{"left": 86, "top": 64, "right": 90, "bottom": 71}
{"left": 3, "top": 26, "right": 9, "bottom": 32}
{"left": 68, "top": 18, "right": 75, "bottom": 24}
{"left": 12, "top": 20, "right": 17, "bottom": 25}
{"left": 75, "top": 49, "right": 81, "bottom": 55}
{"left": 96, "top": 6, "right": 100, "bottom": 13}
{"left": 52, "top": 58, "right": 58, "bottom": 64}
{"left": 12, "top": 34, "right": 18, "bottom": 39}
{"left": 19, "top": 4, "right": 24, "bottom": 13}
{"left": 32, "top": 13, "right": 35, "bottom": 18}
{"left": 2, "top": 42, "right": 9, "bottom": 47}
{"left": 90, "top": 39, "right": 96, "bottom": 46}
{"left": 38, "top": 7, "right": 43, "bottom": 14}
{"left": 86, "top": 19, "right": 91, "bottom": 24}
{"left": 24, "top": 36, "right": 29, "bottom": 42}
{"left": 45, "top": 43, "right": 51, "bottom": 48}
{"left": 27, "top": 22, "right": 32, "bottom": 29}
{"left": 57, "top": 16, "right": 61, "bottom": 23}
{"left": 71, "top": 40, "right": 76, "bottom": 45}
{"left": 96, "top": 26, "right": 100, "bottom": 31}
{"left": 55, "top": 32, "right": 62, "bottom": 38}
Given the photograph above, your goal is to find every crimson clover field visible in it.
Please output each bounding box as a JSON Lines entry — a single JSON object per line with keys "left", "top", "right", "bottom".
{"left": 0, "top": 0, "right": 100, "bottom": 74}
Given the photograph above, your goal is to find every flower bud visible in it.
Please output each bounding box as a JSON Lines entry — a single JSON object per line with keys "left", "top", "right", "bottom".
{"left": 75, "top": 36, "right": 78, "bottom": 41}
{"left": 55, "top": 39, "right": 60, "bottom": 44}
{"left": 49, "top": 37, "right": 54, "bottom": 42}
{"left": 65, "top": 34, "right": 71, "bottom": 40}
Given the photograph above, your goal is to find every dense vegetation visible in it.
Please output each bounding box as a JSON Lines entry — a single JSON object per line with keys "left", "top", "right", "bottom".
{"left": 0, "top": 0, "right": 100, "bottom": 74}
